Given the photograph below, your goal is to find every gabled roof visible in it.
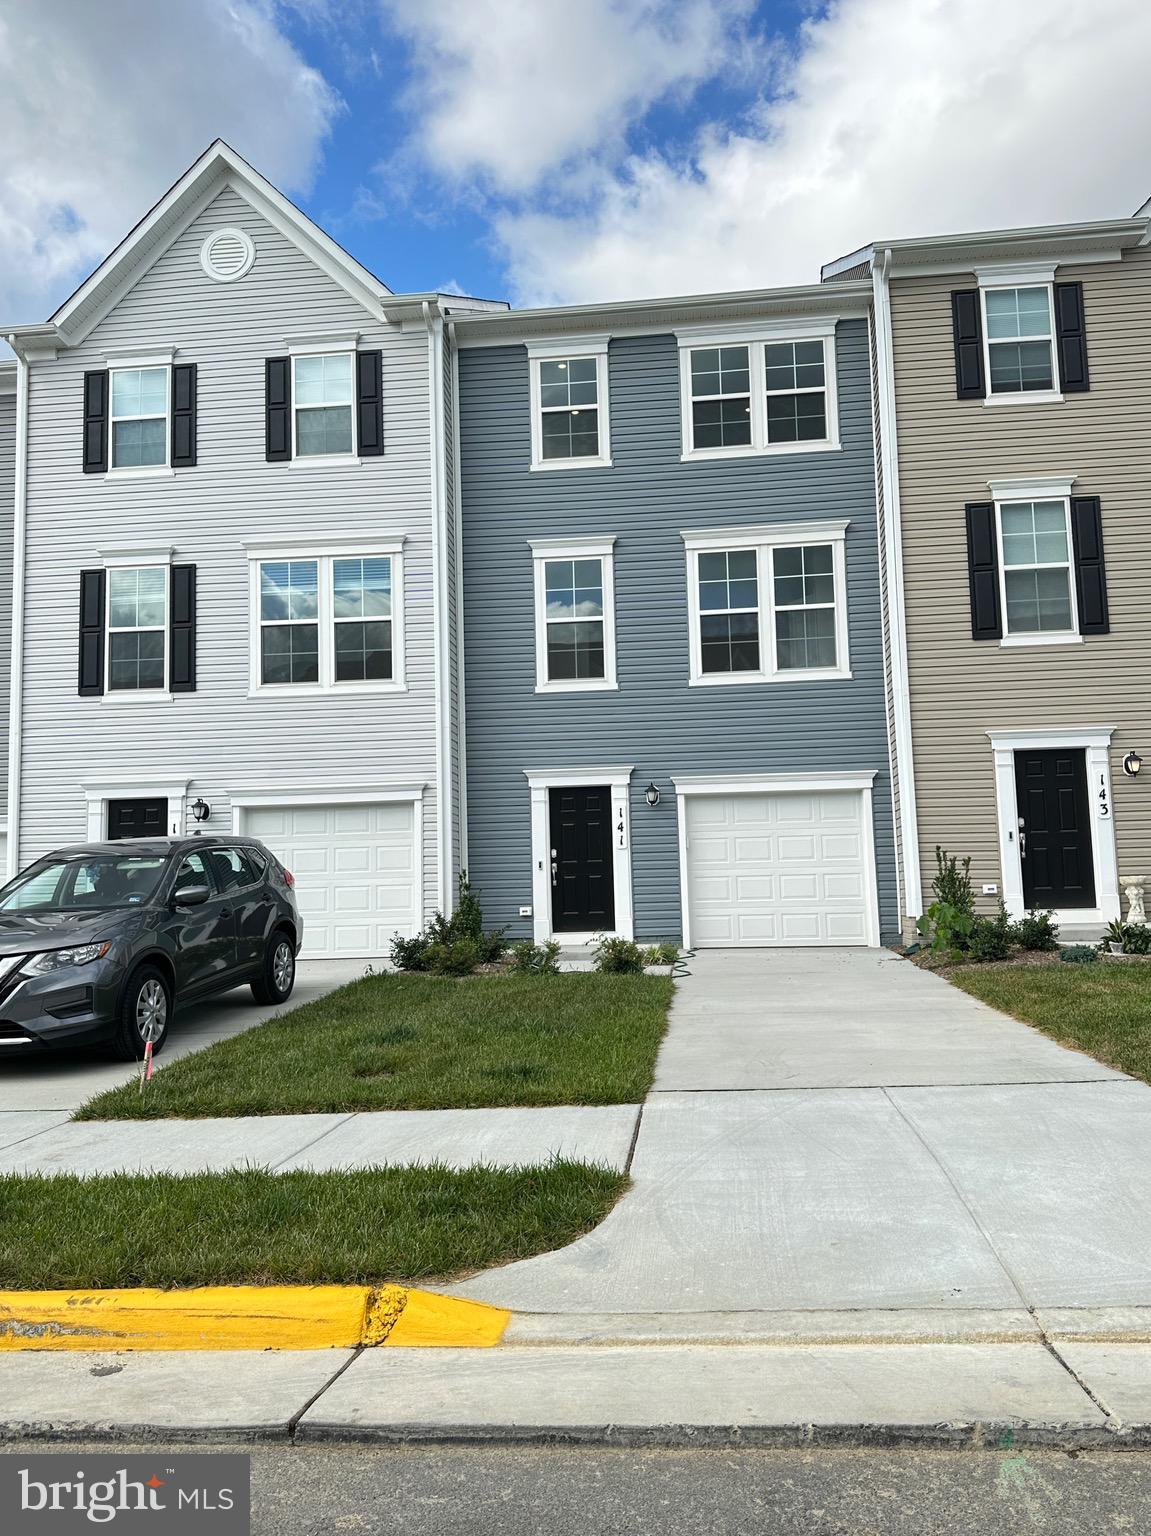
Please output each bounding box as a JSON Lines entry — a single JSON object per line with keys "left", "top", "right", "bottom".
{"left": 46, "top": 140, "right": 396, "bottom": 345}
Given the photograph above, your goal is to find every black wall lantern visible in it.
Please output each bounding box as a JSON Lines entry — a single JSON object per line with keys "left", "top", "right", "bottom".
{"left": 1123, "top": 752, "right": 1143, "bottom": 779}
{"left": 644, "top": 782, "right": 661, "bottom": 807}
{"left": 191, "top": 797, "right": 212, "bottom": 822}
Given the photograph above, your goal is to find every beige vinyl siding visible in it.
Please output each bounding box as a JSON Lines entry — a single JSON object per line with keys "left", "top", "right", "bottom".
{"left": 890, "top": 243, "right": 1151, "bottom": 910}
{"left": 18, "top": 185, "right": 441, "bottom": 918}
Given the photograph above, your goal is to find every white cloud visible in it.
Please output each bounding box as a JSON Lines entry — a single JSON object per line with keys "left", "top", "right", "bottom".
{"left": 0, "top": 0, "right": 341, "bottom": 321}
{"left": 494, "top": 0, "right": 1151, "bottom": 304}
{"left": 379, "top": 0, "right": 756, "bottom": 192}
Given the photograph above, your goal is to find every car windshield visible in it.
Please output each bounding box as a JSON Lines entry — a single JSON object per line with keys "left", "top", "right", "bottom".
{"left": 0, "top": 855, "right": 169, "bottom": 912}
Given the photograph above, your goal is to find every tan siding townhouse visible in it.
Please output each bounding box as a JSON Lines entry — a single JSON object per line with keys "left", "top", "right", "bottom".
{"left": 826, "top": 213, "right": 1151, "bottom": 935}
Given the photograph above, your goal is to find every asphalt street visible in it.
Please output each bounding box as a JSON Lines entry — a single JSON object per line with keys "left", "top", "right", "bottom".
{"left": 5, "top": 1443, "right": 1149, "bottom": 1535}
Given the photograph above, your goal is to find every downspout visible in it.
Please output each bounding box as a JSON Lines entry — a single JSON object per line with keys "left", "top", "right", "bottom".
{"left": 447, "top": 321, "right": 468, "bottom": 876}
{"left": 5, "top": 341, "right": 27, "bottom": 879}
{"left": 423, "top": 300, "right": 453, "bottom": 914}
{"left": 871, "top": 253, "right": 923, "bottom": 922}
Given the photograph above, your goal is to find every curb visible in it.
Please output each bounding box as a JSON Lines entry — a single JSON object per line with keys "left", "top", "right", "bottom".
{"left": 0, "top": 1286, "right": 510, "bottom": 1352}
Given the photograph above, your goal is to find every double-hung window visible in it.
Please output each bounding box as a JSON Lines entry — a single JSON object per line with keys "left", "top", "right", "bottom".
{"left": 110, "top": 367, "right": 168, "bottom": 468}
{"left": 527, "top": 338, "right": 611, "bottom": 470}
{"left": 293, "top": 352, "right": 354, "bottom": 457}
{"left": 530, "top": 537, "right": 617, "bottom": 690}
{"left": 982, "top": 285, "right": 1056, "bottom": 396}
{"left": 997, "top": 499, "right": 1076, "bottom": 638}
{"left": 249, "top": 541, "right": 404, "bottom": 693}
{"left": 107, "top": 565, "right": 168, "bottom": 691}
{"left": 678, "top": 322, "right": 839, "bottom": 459}
{"left": 683, "top": 521, "right": 850, "bottom": 684}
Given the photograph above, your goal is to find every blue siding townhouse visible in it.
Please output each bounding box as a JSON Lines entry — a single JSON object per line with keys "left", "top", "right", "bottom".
{"left": 452, "top": 284, "right": 900, "bottom": 948}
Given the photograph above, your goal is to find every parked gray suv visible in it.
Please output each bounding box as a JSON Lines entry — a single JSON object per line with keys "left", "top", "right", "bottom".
{"left": 0, "top": 836, "right": 302, "bottom": 1059}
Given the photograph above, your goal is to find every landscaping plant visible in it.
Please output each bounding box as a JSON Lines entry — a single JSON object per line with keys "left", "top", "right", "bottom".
{"left": 642, "top": 941, "right": 681, "bottom": 969}
{"left": 965, "top": 907, "right": 1012, "bottom": 962}
{"left": 1122, "top": 923, "right": 1151, "bottom": 955}
{"left": 424, "top": 938, "right": 486, "bottom": 975}
{"left": 593, "top": 936, "right": 646, "bottom": 974}
{"left": 1010, "top": 910, "right": 1060, "bottom": 951}
{"left": 1060, "top": 945, "right": 1098, "bottom": 965}
{"left": 390, "top": 872, "right": 506, "bottom": 975}
{"left": 508, "top": 940, "right": 562, "bottom": 975}
{"left": 915, "top": 847, "right": 976, "bottom": 955}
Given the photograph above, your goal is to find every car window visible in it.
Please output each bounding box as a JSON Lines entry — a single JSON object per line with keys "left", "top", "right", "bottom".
{"left": 0, "top": 855, "right": 168, "bottom": 911}
{"left": 207, "top": 847, "right": 262, "bottom": 893}
{"left": 172, "top": 852, "right": 212, "bottom": 896}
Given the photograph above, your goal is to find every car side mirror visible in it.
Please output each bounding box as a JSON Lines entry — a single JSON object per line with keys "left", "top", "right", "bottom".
{"left": 173, "top": 883, "right": 211, "bottom": 908}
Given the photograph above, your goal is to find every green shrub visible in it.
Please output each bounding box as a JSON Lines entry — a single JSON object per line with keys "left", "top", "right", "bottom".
{"left": 390, "top": 873, "right": 504, "bottom": 971}
{"left": 452, "top": 872, "right": 485, "bottom": 943}
{"left": 390, "top": 932, "right": 432, "bottom": 972}
{"left": 916, "top": 849, "right": 977, "bottom": 955}
{"left": 1123, "top": 923, "right": 1151, "bottom": 955}
{"left": 593, "top": 936, "right": 645, "bottom": 974}
{"left": 424, "top": 938, "right": 485, "bottom": 976}
{"left": 966, "top": 908, "right": 1012, "bottom": 962}
{"left": 642, "top": 941, "right": 680, "bottom": 968}
{"left": 1061, "top": 945, "right": 1098, "bottom": 964}
{"left": 931, "top": 847, "right": 975, "bottom": 918}
{"left": 508, "top": 940, "right": 562, "bottom": 975}
{"left": 1010, "top": 910, "right": 1060, "bottom": 951}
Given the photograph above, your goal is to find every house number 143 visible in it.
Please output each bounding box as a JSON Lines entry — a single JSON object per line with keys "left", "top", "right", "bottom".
{"left": 1098, "top": 773, "right": 1111, "bottom": 819}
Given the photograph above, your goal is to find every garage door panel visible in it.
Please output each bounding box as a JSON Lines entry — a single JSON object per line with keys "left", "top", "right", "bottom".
{"left": 685, "top": 789, "right": 874, "bottom": 948}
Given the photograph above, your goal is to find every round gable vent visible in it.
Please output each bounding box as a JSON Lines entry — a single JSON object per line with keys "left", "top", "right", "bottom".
{"left": 200, "top": 227, "right": 256, "bottom": 283}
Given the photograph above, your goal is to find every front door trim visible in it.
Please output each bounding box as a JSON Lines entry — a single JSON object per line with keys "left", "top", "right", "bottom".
{"left": 525, "top": 766, "right": 634, "bottom": 944}
{"left": 82, "top": 778, "right": 189, "bottom": 842}
{"left": 987, "top": 728, "right": 1119, "bottom": 923}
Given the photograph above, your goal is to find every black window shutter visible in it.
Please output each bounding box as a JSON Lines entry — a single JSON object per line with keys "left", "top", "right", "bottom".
{"left": 83, "top": 371, "right": 109, "bottom": 473}
{"left": 169, "top": 564, "right": 197, "bottom": 692}
{"left": 171, "top": 363, "right": 197, "bottom": 467}
{"left": 1070, "top": 496, "right": 1108, "bottom": 634}
{"left": 965, "top": 502, "right": 1002, "bottom": 640}
{"left": 265, "top": 357, "right": 291, "bottom": 461}
{"left": 78, "top": 569, "right": 106, "bottom": 695}
{"left": 1054, "top": 281, "right": 1090, "bottom": 393}
{"left": 356, "top": 349, "right": 384, "bottom": 456}
{"left": 951, "top": 290, "right": 985, "bottom": 399}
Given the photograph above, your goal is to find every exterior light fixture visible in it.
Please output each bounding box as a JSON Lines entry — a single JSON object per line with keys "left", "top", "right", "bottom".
{"left": 1123, "top": 752, "right": 1143, "bottom": 779}
{"left": 191, "top": 797, "right": 212, "bottom": 822}
{"left": 644, "top": 782, "right": 661, "bottom": 807}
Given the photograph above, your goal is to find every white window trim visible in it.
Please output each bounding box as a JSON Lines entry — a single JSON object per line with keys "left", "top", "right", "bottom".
{"left": 976, "top": 268, "right": 1062, "bottom": 406}
{"left": 529, "top": 536, "right": 617, "bottom": 693}
{"left": 107, "top": 361, "right": 172, "bottom": 476}
{"left": 671, "top": 771, "right": 881, "bottom": 950}
{"left": 524, "top": 766, "right": 635, "bottom": 945}
{"left": 526, "top": 335, "right": 612, "bottom": 471}
{"left": 81, "top": 778, "right": 189, "bottom": 841}
{"left": 676, "top": 319, "right": 840, "bottom": 461}
{"left": 681, "top": 519, "right": 851, "bottom": 685}
{"left": 992, "top": 492, "right": 1080, "bottom": 647}
{"left": 102, "top": 554, "right": 172, "bottom": 702}
{"left": 247, "top": 539, "right": 406, "bottom": 697}
{"left": 287, "top": 340, "right": 361, "bottom": 466}
{"left": 987, "top": 727, "right": 1120, "bottom": 925}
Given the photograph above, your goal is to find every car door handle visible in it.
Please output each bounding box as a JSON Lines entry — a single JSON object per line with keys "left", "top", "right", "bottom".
{"left": 219, "top": 908, "right": 233, "bottom": 918}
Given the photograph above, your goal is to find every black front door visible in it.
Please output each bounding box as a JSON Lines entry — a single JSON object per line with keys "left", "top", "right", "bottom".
{"left": 1015, "top": 749, "right": 1095, "bottom": 909}
{"left": 107, "top": 798, "right": 167, "bottom": 840}
{"left": 550, "top": 786, "right": 615, "bottom": 932}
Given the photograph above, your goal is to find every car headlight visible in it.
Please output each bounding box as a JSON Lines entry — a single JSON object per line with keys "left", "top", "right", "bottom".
{"left": 22, "top": 942, "right": 112, "bottom": 975}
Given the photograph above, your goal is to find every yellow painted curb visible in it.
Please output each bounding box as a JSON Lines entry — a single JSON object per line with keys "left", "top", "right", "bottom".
{"left": 0, "top": 1285, "right": 510, "bottom": 1352}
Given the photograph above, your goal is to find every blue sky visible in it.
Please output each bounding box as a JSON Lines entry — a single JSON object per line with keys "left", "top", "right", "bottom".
{"left": 1, "top": 0, "right": 1149, "bottom": 322}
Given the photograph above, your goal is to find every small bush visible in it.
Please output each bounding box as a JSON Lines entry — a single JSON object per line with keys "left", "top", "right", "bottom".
{"left": 508, "top": 940, "right": 562, "bottom": 975}
{"left": 1061, "top": 945, "right": 1098, "bottom": 965}
{"left": 966, "top": 908, "right": 1012, "bottom": 962}
{"left": 593, "top": 936, "right": 645, "bottom": 974}
{"left": 425, "top": 938, "right": 485, "bottom": 976}
{"left": 390, "top": 932, "right": 432, "bottom": 972}
{"left": 1010, "top": 910, "right": 1060, "bottom": 952}
{"left": 452, "top": 872, "right": 485, "bottom": 943}
{"left": 1123, "top": 923, "right": 1151, "bottom": 955}
{"left": 931, "top": 848, "right": 975, "bottom": 919}
{"left": 642, "top": 941, "right": 680, "bottom": 969}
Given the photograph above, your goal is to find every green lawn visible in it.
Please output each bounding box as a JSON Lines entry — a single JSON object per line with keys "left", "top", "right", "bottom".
{"left": 0, "top": 1162, "right": 627, "bottom": 1289}
{"left": 948, "top": 962, "right": 1151, "bottom": 1082}
{"left": 78, "top": 972, "right": 673, "bottom": 1120}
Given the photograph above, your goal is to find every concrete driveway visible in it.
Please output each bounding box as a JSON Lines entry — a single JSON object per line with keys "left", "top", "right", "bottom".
{"left": 452, "top": 949, "right": 1151, "bottom": 1323}
{"left": 0, "top": 959, "right": 363, "bottom": 1113}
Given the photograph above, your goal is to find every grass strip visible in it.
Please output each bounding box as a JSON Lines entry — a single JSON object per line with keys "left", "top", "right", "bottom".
{"left": 948, "top": 962, "right": 1151, "bottom": 1082}
{"left": 0, "top": 1161, "right": 627, "bottom": 1290}
{"left": 78, "top": 972, "right": 673, "bottom": 1120}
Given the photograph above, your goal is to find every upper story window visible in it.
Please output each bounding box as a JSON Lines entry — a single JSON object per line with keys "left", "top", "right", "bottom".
{"left": 999, "top": 499, "right": 1076, "bottom": 638}
{"left": 677, "top": 322, "right": 840, "bottom": 461}
{"left": 107, "top": 564, "right": 167, "bottom": 690}
{"left": 527, "top": 337, "right": 611, "bottom": 471}
{"left": 78, "top": 548, "right": 195, "bottom": 700}
{"left": 293, "top": 352, "right": 354, "bottom": 457}
{"left": 248, "top": 540, "right": 404, "bottom": 694}
{"left": 110, "top": 367, "right": 168, "bottom": 468}
{"left": 952, "top": 269, "right": 1089, "bottom": 404}
{"left": 683, "top": 520, "right": 851, "bottom": 685}
{"left": 983, "top": 287, "right": 1056, "bottom": 395}
{"left": 265, "top": 336, "right": 383, "bottom": 465}
{"left": 530, "top": 537, "right": 617, "bottom": 691}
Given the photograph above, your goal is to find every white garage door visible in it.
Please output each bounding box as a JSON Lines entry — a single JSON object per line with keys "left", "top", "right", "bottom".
{"left": 244, "top": 803, "right": 418, "bottom": 959}
{"left": 685, "top": 791, "right": 874, "bottom": 947}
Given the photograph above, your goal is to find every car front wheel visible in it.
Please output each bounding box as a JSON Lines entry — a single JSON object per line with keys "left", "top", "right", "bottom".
{"left": 110, "top": 965, "right": 171, "bottom": 1062}
{"left": 252, "top": 932, "right": 296, "bottom": 1006}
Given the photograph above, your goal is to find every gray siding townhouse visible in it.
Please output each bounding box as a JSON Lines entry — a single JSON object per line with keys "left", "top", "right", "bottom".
{"left": 2, "top": 142, "right": 503, "bottom": 957}
{"left": 454, "top": 288, "right": 900, "bottom": 948}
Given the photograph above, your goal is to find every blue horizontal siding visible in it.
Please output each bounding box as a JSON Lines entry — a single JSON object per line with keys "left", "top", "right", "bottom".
{"left": 459, "top": 320, "right": 898, "bottom": 942}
